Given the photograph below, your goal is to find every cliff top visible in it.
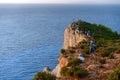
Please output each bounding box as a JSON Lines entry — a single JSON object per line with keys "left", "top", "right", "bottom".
{"left": 71, "top": 20, "right": 120, "bottom": 40}
{"left": 63, "top": 20, "right": 120, "bottom": 49}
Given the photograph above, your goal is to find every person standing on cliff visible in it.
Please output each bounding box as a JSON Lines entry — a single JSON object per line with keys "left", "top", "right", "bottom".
{"left": 89, "top": 41, "right": 95, "bottom": 54}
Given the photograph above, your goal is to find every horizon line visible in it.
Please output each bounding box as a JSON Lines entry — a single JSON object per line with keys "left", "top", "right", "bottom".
{"left": 0, "top": 3, "right": 120, "bottom": 5}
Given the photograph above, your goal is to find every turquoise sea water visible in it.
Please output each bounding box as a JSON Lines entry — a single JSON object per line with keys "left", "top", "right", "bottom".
{"left": 0, "top": 4, "right": 120, "bottom": 80}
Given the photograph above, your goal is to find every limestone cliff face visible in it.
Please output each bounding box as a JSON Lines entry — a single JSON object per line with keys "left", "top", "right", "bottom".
{"left": 43, "top": 21, "right": 120, "bottom": 80}
{"left": 52, "top": 22, "right": 88, "bottom": 77}
{"left": 52, "top": 55, "right": 68, "bottom": 77}
{"left": 63, "top": 23, "right": 87, "bottom": 49}
{"left": 58, "top": 55, "right": 68, "bottom": 68}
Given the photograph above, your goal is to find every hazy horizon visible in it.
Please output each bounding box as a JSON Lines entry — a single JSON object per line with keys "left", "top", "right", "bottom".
{"left": 0, "top": 0, "right": 120, "bottom": 4}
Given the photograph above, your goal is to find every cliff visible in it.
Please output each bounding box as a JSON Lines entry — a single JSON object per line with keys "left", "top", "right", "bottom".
{"left": 63, "top": 22, "right": 88, "bottom": 49}
{"left": 52, "top": 20, "right": 120, "bottom": 79}
{"left": 34, "top": 20, "right": 120, "bottom": 80}
{"left": 52, "top": 22, "right": 89, "bottom": 77}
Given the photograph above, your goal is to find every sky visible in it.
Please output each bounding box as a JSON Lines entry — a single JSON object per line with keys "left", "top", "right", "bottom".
{"left": 0, "top": 0, "right": 120, "bottom": 4}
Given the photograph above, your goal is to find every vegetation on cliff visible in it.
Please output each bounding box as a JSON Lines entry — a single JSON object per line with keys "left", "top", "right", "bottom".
{"left": 34, "top": 20, "right": 120, "bottom": 80}
{"left": 60, "top": 66, "right": 87, "bottom": 79}
{"left": 34, "top": 72, "right": 56, "bottom": 80}
{"left": 108, "top": 66, "right": 120, "bottom": 80}
{"left": 59, "top": 20, "right": 120, "bottom": 80}
{"left": 75, "top": 20, "right": 120, "bottom": 40}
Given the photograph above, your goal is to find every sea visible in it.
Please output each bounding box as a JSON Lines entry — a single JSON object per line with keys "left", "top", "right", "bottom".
{"left": 0, "top": 4, "right": 120, "bottom": 80}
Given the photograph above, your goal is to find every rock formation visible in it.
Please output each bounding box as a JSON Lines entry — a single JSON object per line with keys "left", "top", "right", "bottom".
{"left": 63, "top": 22, "right": 88, "bottom": 49}
{"left": 43, "top": 66, "right": 51, "bottom": 74}
{"left": 51, "top": 22, "right": 89, "bottom": 77}
{"left": 41, "top": 20, "right": 120, "bottom": 80}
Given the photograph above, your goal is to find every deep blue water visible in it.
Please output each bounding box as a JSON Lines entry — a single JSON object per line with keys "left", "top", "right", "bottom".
{"left": 0, "top": 4, "right": 120, "bottom": 80}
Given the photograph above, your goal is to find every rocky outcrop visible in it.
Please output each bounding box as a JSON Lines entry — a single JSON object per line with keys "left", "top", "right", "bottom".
{"left": 42, "top": 21, "right": 120, "bottom": 80}
{"left": 63, "top": 22, "right": 88, "bottom": 49}
{"left": 51, "top": 56, "right": 68, "bottom": 77}
{"left": 51, "top": 64, "right": 61, "bottom": 77}
{"left": 51, "top": 22, "right": 89, "bottom": 77}
{"left": 43, "top": 52, "right": 120, "bottom": 79}
{"left": 43, "top": 66, "right": 51, "bottom": 74}
{"left": 58, "top": 55, "right": 68, "bottom": 68}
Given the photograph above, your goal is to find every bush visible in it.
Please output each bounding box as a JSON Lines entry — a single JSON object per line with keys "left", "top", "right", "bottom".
{"left": 60, "top": 66, "right": 87, "bottom": 78}
{"left": 60, "top": 67, "right": 69, "bottom": 76}
{"left": 82, "top": 46, "right": 90, "bottom": 54}
{"left": 79, "top": 44, "right": 85, "bottom": 49}
{"left": 75, "top": 43, "right": 89, "bottom": 57}
{"left": 101, "top": 51, "right": 110, "bottom": 57}
{"left": 68, "top": 47, "right": 76, "bottom": 49}
{"left": 96, "top": 39, "right": 108, "bottom": 47}
{"left": 60, "top": 49, "right": 75, "bottom": 55}
{"left": 34, "top": 72, "right": 56, "bottom": 80}
{"left": 76, "top": 43, "right": 85, "bottom": 49}
{"left": 61, "top": 49, "right": 66, "bottom": 53}
{"left": 99, "top": 58, "right": 106, "bottom": 64}
{"left": 76, "top": 40, "right": 89, "bottom": 49}
{"left": 75, "top": 20, "right": 120, "bottom": 40}
{"left": 100, "top": 48, "right": 117, "bottom": 57}
{"left": 73, "top": 67, "right": 87, "bottom": 78}
{"left": 81, "top": 51, "right": 88, "bottom": 58}
{"left": 115, "top": 48, "right": 120, "bottom": 54}
{"left": 108, "top": 66, "right": 120, "bottom": 80}
{"left": 108, "top": 54, "right": 114, "bottom": 59}
{"left": 67, "top": 58, "right": 82, "bottom": 66}
{"left": 69, "top": 49, "right": 76, "bottom": 53}
{"left": 108, "top": 48, "right": 118, "bottom": 52}
{"left": 81, "top": 40, "right": 89, "bottom": 44}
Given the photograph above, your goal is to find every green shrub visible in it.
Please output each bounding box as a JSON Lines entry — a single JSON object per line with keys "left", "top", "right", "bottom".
{"left": 81, "top": 51, "right": 87, "bottom": 58}
{"left": 79, "top": 44, "right": 85, "bottom": 49}
{"left": 76, "top": 40, "right": 89, "bottom": 49}
{"left": 69, "top": 49, "right": 76, "bottom": 54}
{"left": 67, "top": 58, "right": 82, "bottom": 67}
{"left": 61, "top": 49, "right": 66, "bottom": 54}
{"left": 99, "top": 58, "right": 106, "bottom": 64}
{"left": 60, "top": 67, "right": 69, "bottom": 76}
{"left": 108, "top": 48, "right": 118, "bottom": 52}
{"left": 96, "top": 39, "right": 105, "bottom": 47}
{"left": 108, "top": 54, "right": 114, "bottom": 59}
{"left": 81, "top": 40, "right": 89, "bottom": 44}
{"left": 60, "top": 49, "right": 75, "bottom": 55}
{"left": 34, "top": 72, "right": 56, "bottom": 80}
{"left": 83, "top": 46, "right": 90, "bottom": 54}
{"left": 60, "top": 66, "right": 87, "bottom": 78}
{"left": 100, "top": 48, "right": 117, "bottom": 57}
{"left": 76, "top": 43, "right": 85, "bottom": 49}
{"left": 96, "top": 47, "right": 105, "bottom": 54}
{"left": 101, "top": 51, "right": 110, "bottom": 57}
{"left": 115, "top": 48, "right": 120, "bottom": 54}
{"left": 108, "top": 66, "right": 120, "bottom": 80}
{"left": 75, "top": 43, "right": 89, "bottom": 58}
{"left": 73, "top": 67, "right": 87, "bottom": 78}
{"left": 75, "top": 41, "right": 89, "bottom": 57}
{"left": 75, "top": 20, "right": 120, "bottom": 40}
